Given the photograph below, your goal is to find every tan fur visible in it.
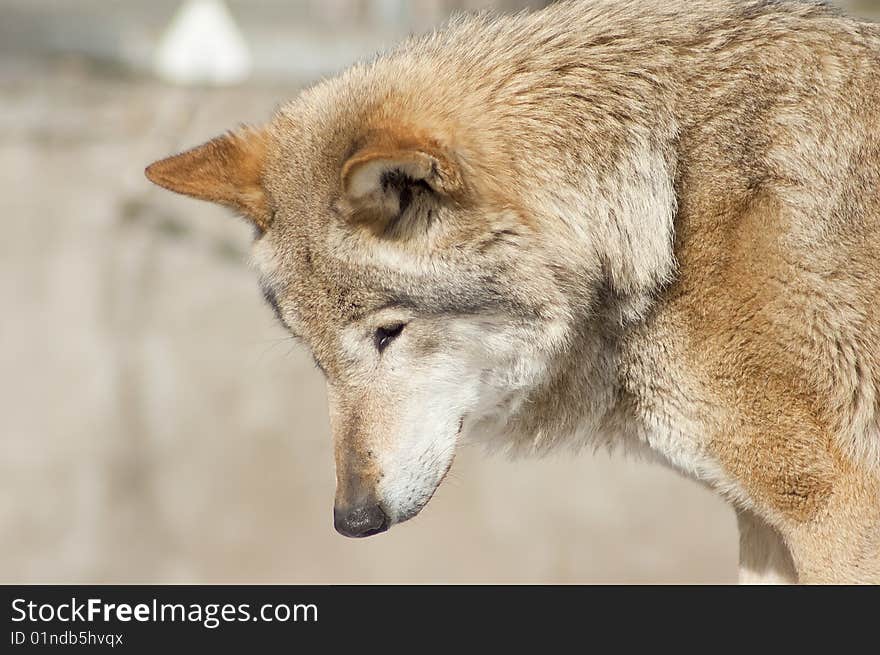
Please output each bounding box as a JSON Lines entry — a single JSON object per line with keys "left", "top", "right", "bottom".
{"left": 340, "top": 128, "right": 463, "bottom": 235}
{"left": 147, "top": 0, "right": 880, "bottom": 582}
{"left": 736, "top": 509, "right": 798, "bottom": 584}
{"left": 146, "top": 125, "right": 272, "bottom": 230}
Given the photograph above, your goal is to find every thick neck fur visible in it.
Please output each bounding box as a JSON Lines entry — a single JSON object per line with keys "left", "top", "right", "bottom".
{"left": 439, "top": 1, "right": 879, "bottom": 478}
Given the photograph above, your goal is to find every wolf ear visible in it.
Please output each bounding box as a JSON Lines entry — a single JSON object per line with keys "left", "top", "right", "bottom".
{"left": 145, "top": 125, "right": 272, "bottom": 231}
{"left": 340, "top": 135, "right": 462, "bottom": 230}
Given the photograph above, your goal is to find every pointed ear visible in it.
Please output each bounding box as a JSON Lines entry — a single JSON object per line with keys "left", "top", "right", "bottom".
{"left": 340, "top": 133, "right": 462, "bottom": 230}
{"left": 145, "top": 125, "right": 272, "bottom": 231}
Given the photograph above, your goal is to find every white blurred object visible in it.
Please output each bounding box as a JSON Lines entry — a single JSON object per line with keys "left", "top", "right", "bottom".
{"left": 153, "top": 0, "right": 252, "bottom": 86}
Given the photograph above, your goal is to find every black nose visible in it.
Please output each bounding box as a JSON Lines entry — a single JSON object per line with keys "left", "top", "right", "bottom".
{"left": 334, "top": 503, "right": 389, "bottom": 538}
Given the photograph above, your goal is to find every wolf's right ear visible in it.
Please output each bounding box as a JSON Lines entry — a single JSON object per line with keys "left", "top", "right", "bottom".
{"left": 145, "top": 125, "right": 272, "bottom": 231}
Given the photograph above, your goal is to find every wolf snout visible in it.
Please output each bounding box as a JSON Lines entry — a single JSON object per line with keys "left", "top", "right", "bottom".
{"left": 333, "top": 502, "right": 389, "bottom": 538}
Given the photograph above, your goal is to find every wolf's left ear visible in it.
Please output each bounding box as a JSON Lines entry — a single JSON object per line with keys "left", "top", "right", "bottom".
{"left": 340, "top": 135, "right": 462, "bottom": 228}
{"left": 145, "top": 125, "right": 272, "bottom": 231}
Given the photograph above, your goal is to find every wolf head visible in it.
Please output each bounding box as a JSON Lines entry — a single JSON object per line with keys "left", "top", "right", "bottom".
{"left": 145, "top": 14, "right": 677, "bottom": 537}
{"left": 146, "top": 117, "right": 568, "bottom": 537}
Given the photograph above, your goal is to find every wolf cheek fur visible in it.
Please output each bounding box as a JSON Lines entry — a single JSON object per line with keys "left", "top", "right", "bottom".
{"left": 146, "top": 0, "right": 880, "bottom": 583}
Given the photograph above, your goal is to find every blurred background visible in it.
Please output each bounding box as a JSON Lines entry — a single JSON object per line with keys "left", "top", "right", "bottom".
{"left": 1, "top": 0, "right": 877, "bottom": 584}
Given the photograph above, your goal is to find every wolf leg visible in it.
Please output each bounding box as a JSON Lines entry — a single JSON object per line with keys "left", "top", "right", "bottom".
{"left": 735, "top": 509, "right": 798, "bottom": 584}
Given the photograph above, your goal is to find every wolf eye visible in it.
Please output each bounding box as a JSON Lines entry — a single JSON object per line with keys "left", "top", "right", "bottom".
{"left": 375, "top": 323, "right": 405, "bottom": 353}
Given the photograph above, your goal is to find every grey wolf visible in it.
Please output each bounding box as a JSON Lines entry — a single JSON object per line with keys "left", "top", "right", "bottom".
{"left": 146, "top": 0, "right": 880, "bottom": 583}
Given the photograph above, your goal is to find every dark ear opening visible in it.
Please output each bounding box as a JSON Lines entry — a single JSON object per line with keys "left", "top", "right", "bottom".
{"left": 340, "top": 131, "right": 462, "bottom": 235}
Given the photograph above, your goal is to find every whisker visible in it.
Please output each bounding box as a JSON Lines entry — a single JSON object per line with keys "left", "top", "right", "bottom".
{"left": 251, "top": 335, "right": 301, "bottom": 363}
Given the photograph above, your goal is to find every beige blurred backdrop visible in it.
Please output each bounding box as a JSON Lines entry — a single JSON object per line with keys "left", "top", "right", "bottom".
{"left": 1, "top": 0, "right": 877, "bottom": 584}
